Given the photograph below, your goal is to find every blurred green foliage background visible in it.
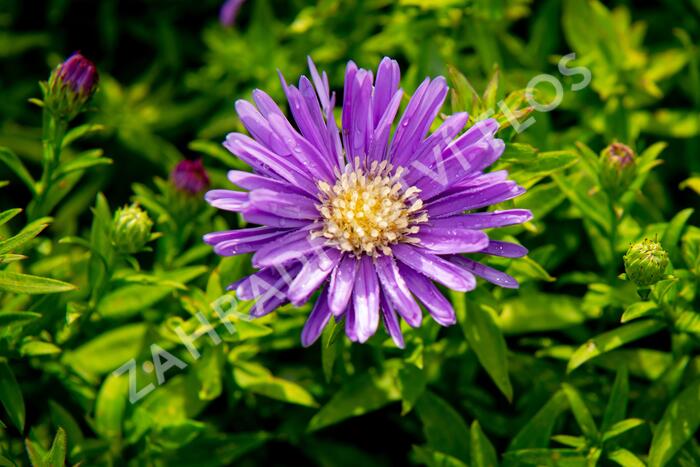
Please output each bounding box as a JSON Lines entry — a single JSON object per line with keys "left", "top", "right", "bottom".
{"left": 0, "top": 0, "right": 699, "bottom": 465}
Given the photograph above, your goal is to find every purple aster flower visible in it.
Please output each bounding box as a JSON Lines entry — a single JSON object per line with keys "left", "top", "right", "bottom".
{"left": 171, "top": 158, "right": 210, "bottom": 195}
{"left": 219, "top": 0, "right": 245, "bottom": 27}
{"left": 204, "top": 57, "right": 532, "bottom": 348}
{"left": 46, "top": 52, "right": 99, "bottom": 119}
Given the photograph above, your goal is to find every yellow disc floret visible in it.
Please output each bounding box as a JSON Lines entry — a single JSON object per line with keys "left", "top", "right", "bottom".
{"left": 313, "top": 159, "right": 427, "bottom": 257}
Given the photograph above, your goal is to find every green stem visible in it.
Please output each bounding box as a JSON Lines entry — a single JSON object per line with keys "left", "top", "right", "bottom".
{"left": 30, "top": 108, "right": 67, "bottom": 221}
{"left": 608, "top": 198, "right": 619, "bottom": 282}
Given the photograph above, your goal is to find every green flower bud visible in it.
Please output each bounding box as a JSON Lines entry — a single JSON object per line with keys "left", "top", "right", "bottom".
{"left": 599, "top": 142, "right": 636, "bottom": 198}
{"left": 112, "top": 204, "right": 153, "bottom": 254}
{"left": 624, "top": 238, "right": 669, "bottom": 287}
{"left": 44, "top": 53, "right": 99, "bottom": 120}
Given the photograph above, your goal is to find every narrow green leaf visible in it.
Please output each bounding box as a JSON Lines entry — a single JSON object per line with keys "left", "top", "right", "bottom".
{"left": 649, "top": 378, "right": 700, "bottom": 467}
{"left": 0, "top": 147, "right": 35, "bottom": 194}
{"left": 0, "top": 311, "right": 41, "bottom": 327}
{"left": 48, "top": 401, "right": 83, "bottom": 446}
{"left": 413, "top": 445, "right": 469, "bottom": 467}
{"left": 508, "top": 390, "right": 569, "bottom": 451}
{"left": 44, "top": 428, "right": 67, "bottom": 467}
{"left": 551, "top": 435, "right": 587, "bottom": 448}
{"left": 0, "top": 223, "right": 47, "bottom": 255}
{"left": 567, "top": 320, "right": 665, "bottom": 372}
{"left": 0, "top": 360, "right": 25, "bottom": 431}
{"left": 53, "top": 151, "right": 112, "bottom": 180}
{"left": 233, "top": 361, "right": 317, "bottom": 408}
{"left": 455, "top": 291, "right": 513, "bottom": 401}
{"left": 308, "top": 363, "right": 400, "bottom": 432}
{"left": 503, "top": 448, "right": 587, "bottom": 466}
{"left": 602, "top": 366, "right": 629, "bottom": 431}
{"left": 415, "top": 391, "right": 471, "bottom": 463}
{"left": 608, "top": 449, "right": 646, "bottom": 467}
{"left": 602, "top": 419, "right": 645, "bottom": 442}
{"left": 0, "top": 208, "right": 22, "bottom": 227}
{"left": 471, "top": 421, "right": 498, "bottom": 467}
{"left": 0, "top": 271, "right": 76, "bottom": 295}
{"left": 562, "top": 383, "right": 598, "bottom": 440}
{"left": 621, "top": 302, "right": 659, "bottom": 323}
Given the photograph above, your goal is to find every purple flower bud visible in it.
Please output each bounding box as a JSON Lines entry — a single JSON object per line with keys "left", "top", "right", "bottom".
{"left": 220, "top": 0, "right": 245, "bottom": 27}
{"left": 171, "top": 159, "right": 210, "bottom": 195}
{"left": 45, "top": 52, "right": 99, "bottom": 119}
{"left": 599, "top": 142, "right": 637, "bottom": 198}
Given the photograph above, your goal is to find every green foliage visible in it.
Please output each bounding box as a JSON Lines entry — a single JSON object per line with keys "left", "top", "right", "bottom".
{"left": 0, "top": 0, "right": 698, "bottom": 465}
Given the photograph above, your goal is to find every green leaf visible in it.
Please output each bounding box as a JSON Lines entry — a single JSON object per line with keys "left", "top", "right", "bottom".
{"left": 0, "top": 311, "right": 41, "bottom": 327}
{"left": 471, "top": 421, "right": 498, "bottom": 467}
{"left": 621, "top": 302, "right": 659, "bottom": 323}
{"left": 0, "top": 222, "right": 47, "bottom": 255}
{"left": 194, "top": 345, "right": 224, "bottom": 401}
{"left": 509, "top": 390, "right": 569, "bottom": 451}
{"left": 0, "top": 147, "right": 35, "bottom": 194}
{"left": 562, "top": 384, "right": 598, "bottom": 441}
{"left": 649, "top": 378, "right": 700, "bottom": 467}
{"left": 602, "top": 366, "right": 629, "bottom": 431}
{"left": 233, "top": 361, "right": 317, "bottom": 408}
{"left": 62, "top": 123, "right": 106, "bottom": 147}
{"left": 552, "top": 172, "right": 609, "bottom": 233}
{"left": 308, "top": 363, "right": 401, "bottom": 432}
{"left": 608, "top": 449, "right": 646, "bottom": 467}
{"left": 413, "top": 445, "right": 469, "bottom": 467}
{"left": 551, "top": 435, "right": 586, "bottom": 448}
{"left": 52, "top": 150, "right": 112, "bottom": 180}
{"left": 454, "top": 290, "right": 513, "bottom": 401}
{"left": 44, "top": 428, "right": 67, "bottom": 467}
{"left": 48, "top": 401, "right": 83, "bottom": 447}
{"left": 94, "top": 374, "right": 128, "bottom": 442}
{"left": 321, "top": 321, "right": 342, "bottom": 383}
{"left": 602, "top": 419, "right": 645, "bottom": 442}
{"left": 503, "top": 448, "right": 587, "bottom": 466}
{"left": 567, "top": 320, "right": 666, "bottom": 372}
{"left": 415, "top": 391, "right": 471, "bottom": 463}
{"left": 0, "top": 208, "right": 22, "bottom": 227}
{"left": 0, "top": 270, "right": 76, "bottom": 295}
{"left": 62, "top": 323, "right": 149, "bottom": 376}
{"left": 499, "top": 293, "right": 590, "bottom": 334}
{"left": 675, "top": 311, "right": 700, "bottom": 337}
{"left": 0, "top": 360, "right": 25, "bottom": 431}
{"left": 20, "top": 340, "right": 61, "bottom": 357}
{"left": 398, "top": 363, "right": 427, "bottom": 415}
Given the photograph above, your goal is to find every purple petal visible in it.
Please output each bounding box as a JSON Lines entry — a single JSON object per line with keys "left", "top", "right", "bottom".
{"left": 345, "top": 301, "right": 358, "bottom": 342}
{"left": 372, "top": 57, "right": 401, "bottom": 128}
{"left": 301, "top": 287, "right": 332, "bottom": 347}
{"left": 224, "top": 133, "right": 317, "bottom": 195}
{"left": 235, "top": 263, "right": 300, "bottom": 300}
{"left": 427, "top": 210, "right": 533, "bottom": 230}
{"left": 480, "top": 240, "right": 528, "bottom": 258}
{"left": 205, "top": 190, "right": 249, "bottom": 212}
{"left": 219, "top": 0, "right": 245, "bottom": 27}
{"left": 242, "top": 208, "right": 309, "bottom": 228}
{"left": 393, "top": 243, "right": 476, "bottom": 292}
{"left": 398, "top": 263, "right": 456, "bottom": 326}
{"left": 448, "top": 255, "right": 519, "bottom": 289}
{"left": 251, "top": 227, "right": 326, "bottom": 268}
{"left": 328, "top": 254, "right": 358, "bottom": 316}
{"left": 204, "top": 226, "right": 289, "bottom": 256}
{"left": 426, "top": 181, "right": 525, "bottom": 218}
{"left": 415, "top": 226, "right": 489, "bottom": 254}
{"left": 352, "top": 255, "right": 380, "bottom": 343}
{"left": 235, "top": 99, "right": 288, "bottom": 155}
{"left": 287, "top": 249, "right": 341, "bottom": 306}
{"left": 227, "top": 170, "right": 309, "bottom": 197}
{"left": 406, "top": 112, "right": 469, "bottom": 170}
{"left": 249, "top": 189, "right": 319, "bottom": 220}
{"left": 380, "top": 292, "right": 405, "bottom": 349}
{"left": 374, "top": 255, "right": 422, "bottom": 327}
{"left": 367, "top": 90, "right": 403, "bottom": 163}
{"left": 391, "top": 77, "right": 448, "bottom": 166}
{"left": 307, "top": 56, "right": 331, "bottom": 113}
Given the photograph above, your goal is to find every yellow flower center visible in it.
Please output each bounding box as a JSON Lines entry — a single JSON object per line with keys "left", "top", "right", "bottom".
{"left": 314, "top": 159, "right": 427, "bottom": 257}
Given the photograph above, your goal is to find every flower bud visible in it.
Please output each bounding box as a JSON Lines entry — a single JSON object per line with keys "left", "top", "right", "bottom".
{"left": 220, "top": 0, "right": 245, "bottom": 27}
{"left": 45, "top": 53, "right": 99, "bottom": 119}
{"left": 624, "top": 238, "right": 669, "bottom": 287}
{"left": 171, "top": 159, "right": 210, "bottom": 195}
{"left": 599, "top": 142, "right": 636, "bottom": 197}
{"left": 112, "top": 204, "right": 153, "bottom": 254}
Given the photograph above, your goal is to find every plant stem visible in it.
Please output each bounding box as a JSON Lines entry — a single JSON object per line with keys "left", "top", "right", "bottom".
{"left": 608, "top": 198, "right": 619, "bottom": 282}
{"left": 30, "top": 108, "right": 67, "bottom": 221}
